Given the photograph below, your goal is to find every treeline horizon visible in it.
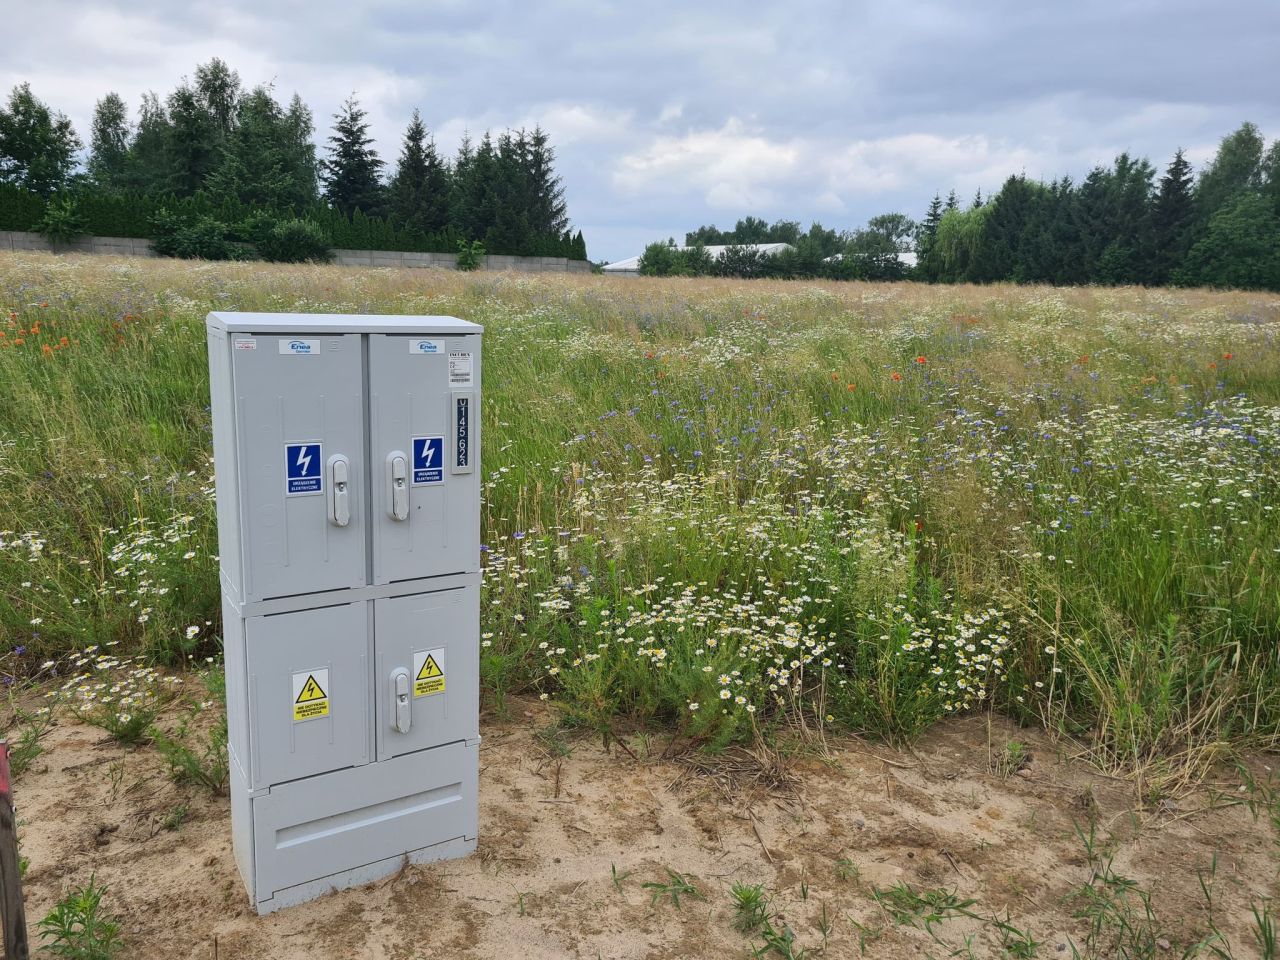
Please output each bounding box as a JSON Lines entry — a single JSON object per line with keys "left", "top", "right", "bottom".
{"left": 642, "top": 122, "right": 1280, "bottom": 291}
{"left": 0, "top": 59, "right": 587, "bottom": 260}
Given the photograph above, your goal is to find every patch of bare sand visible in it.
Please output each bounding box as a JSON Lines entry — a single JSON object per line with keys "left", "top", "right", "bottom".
{"left": 8, "top": 698, "right": 1279, "bottom": 959}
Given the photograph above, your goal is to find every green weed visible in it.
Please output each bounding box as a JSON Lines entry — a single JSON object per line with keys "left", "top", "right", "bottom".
{"left": 1254, "top": 901, "right": 1278, "bottom": 960}
{"left": 642, "top": 868, "right": 702, "bottom": 908}
{"left": 835, "top": 857, "right": 861, "bottom": 884}
{"left": 2, "top": 697, "right": 54, "bottom": 775}
{"left": 160, "top": 803, "right": 189, "bottom": 831}
{"left": 37, "top": 875, "right": 123, "bottom": 960}
{"left": 752, "top": 918, "right": 807, "bottom": 959}
{"left": 994, "top": 915, "right": 1040, "bottom": 958}
{"left": 870, "top": 882, "right": 980, "bottom": 936}
{"left": 730, "top": 881, "right": 769, "bottom": 933}
{"left": 610, "top": 862, "right": 631, "bottom": 894}
{"left": 993, "top": 739, "right": 1030, "bottom": 779}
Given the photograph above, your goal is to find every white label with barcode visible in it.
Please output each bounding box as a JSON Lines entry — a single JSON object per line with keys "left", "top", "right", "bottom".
{"left": 448, "top": 352, "right": 473, "bottom": 386}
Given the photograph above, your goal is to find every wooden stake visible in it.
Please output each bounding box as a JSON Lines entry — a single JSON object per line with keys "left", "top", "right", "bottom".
{"left": 0, "top": 742, "right": 30, "bottom": 960}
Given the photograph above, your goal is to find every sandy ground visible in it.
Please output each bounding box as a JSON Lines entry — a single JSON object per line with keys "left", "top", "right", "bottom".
{"left": 7, "top": 696, "right": 1279, "bottom": 959}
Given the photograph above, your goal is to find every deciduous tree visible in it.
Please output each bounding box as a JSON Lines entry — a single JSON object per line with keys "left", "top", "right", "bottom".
{"left": 0, "top": 83, "right": 81, "bottom": 196}
{"left": 88, "top": 93, "right": 131, "bottom": 190}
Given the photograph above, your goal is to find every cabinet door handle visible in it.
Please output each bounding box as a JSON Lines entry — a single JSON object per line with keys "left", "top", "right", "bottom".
{"left": 327, "top": 454, "right": 350, "bottom": 526}
{"left": 386, "top": 451, "right": 408, "bottom": 520}
{"left": 391, "top": 668, "right": 411, "bottom": 733}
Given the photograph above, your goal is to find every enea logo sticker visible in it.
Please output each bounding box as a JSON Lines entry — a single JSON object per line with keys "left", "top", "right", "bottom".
{"left": 408, "top": 339, "right": 441, "bottom": 355}
{"left": 285, "top": 442, "right": 323, "bottom": 495}
{"left": 278, "top": 338, "right": 319, "bottom": 355}
{"left": 411, "top": 436, "right": 444, "bottom": 485}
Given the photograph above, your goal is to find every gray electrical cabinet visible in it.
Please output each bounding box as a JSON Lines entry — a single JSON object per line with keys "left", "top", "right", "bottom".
{"left": 206, "top": 312, "right": 481, "bottom": 914}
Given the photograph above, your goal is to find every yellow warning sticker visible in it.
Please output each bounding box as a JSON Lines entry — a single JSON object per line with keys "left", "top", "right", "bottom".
{"left": 413, "top": 648, "right": 446, "bottom": 698}
{"left": 292, "top": 668, "right": 330, "bottom": 722}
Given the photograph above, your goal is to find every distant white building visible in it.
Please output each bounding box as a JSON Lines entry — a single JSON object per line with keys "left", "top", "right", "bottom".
{"left": 825, "top": 250, "right": 919, "bottom": 269}
{"left": 602, "top": 243, "right": 795, "bottom": 275}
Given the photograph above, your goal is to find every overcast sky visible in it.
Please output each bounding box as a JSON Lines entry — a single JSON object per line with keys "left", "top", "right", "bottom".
{"left": 5, "top": 0, "right": 1279, "bottom": 261}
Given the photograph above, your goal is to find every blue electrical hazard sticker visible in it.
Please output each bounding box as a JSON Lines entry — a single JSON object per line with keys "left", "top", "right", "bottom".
{"left": 285, "top": 442, "right": 323, "bottom": 495}
{"left": 411, "top": 436, "right": 443, "bottom": 485}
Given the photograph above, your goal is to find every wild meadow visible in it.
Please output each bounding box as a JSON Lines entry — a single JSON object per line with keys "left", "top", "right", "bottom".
{"left": 2, "top": 254, "right": 1278, "bottom": 784}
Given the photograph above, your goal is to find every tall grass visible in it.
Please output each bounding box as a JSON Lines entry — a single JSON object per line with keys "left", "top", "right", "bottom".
{"left": 2, "top": 255, "right": 1277, "bottom": 772}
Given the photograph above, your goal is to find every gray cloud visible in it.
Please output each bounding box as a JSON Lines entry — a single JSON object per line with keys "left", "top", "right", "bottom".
{"left": 5, "top": 0, "right": 1278, "bottom": 260}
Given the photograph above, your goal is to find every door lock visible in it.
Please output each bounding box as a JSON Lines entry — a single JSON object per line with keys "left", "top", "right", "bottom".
{"left": 386, "top": 451, "right": 409, "bottom": 520}
{"left": 327, "top": 454, "right": 350, "bottom": 526}
{"left": 391, "top": 668, "right": 411, "bottom": 733}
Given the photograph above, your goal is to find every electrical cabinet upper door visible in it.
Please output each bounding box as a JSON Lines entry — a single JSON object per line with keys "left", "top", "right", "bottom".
{"left": 232, "top": 333, "right": 366, "bottom": 601}
{"left": 368, "top": 334, "right": 481, "bottom": 584}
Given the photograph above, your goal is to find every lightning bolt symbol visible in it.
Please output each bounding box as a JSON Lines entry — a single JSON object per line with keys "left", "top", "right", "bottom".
{"left": 297, "top": 446, "right": 312, "bottom": 475}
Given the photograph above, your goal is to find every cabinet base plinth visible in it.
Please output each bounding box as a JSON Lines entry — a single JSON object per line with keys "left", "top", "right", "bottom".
{"left": 255, "top": 835, "right": 477, "bottom": 916}
{"left": 232, "top": 740, "right": 478, "bottom": 914}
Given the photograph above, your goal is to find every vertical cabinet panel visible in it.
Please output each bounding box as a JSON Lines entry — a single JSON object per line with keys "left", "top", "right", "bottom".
{"left": 369, "top": 334, "right": 481, "bottom": 584}
{"left": 374, "top": 587, "right": 479, "bottom": 761}
{"left": 245, "top": 603, "right": 370, "bottom": 787}
{"left": 232, "top": 334, "right": 366, "bottom": 601}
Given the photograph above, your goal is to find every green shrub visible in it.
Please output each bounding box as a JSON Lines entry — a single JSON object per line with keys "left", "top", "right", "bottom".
{"left": 456, "top": 238, "right": 485, "bottom": 271}
{"left": 232, "top": 209, "right": 278, "bottom": 247}
{"left": 257, "top": 218, "right": 333, "bottom": 263}
{"left": 34, "top": 196, "right": 87, "bottom": 245}
{"left": 637, "top": 241, "right": 680, "bottom": 276}
{"left": 149, "top": 210, "right": 243, "bottom": 261}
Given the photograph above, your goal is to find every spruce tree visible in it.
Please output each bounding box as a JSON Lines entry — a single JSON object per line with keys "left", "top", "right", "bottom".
{"left": 916, "top": 194, "right": 944, "bottom": 280}
{"left": 491, "top": 130, "right": 532, "bottom": 252}
{"left": 450, "top": 132, "right": 475, "bottom": 237}
{"left": 1149, "top": 149, "right": 1196, "bottom": 284}
{"left": 282, "top": 94, "right": 319, "bottom": 207}
{"left": 390, "top": 109, "right": 450, "bottom": 235}
{"left": 0, "top": 83, "right": 82, "bottom": 196}
{"left": 1070, "top": 165, "right": 1113, "bottom": 282}
{"left": 1100, "top": 152, "right": 1155, "bottom": 285}
{"left": 452, "top": 132, "right": 498, "bottom": 241}
{"left": 322, "top": 95, "right": 386, "bottom": 217}
{"left": 1035, "top": 176, "right": 1080, "bottom": 284}
{"left": 944, "top": 189, "right": 959, "bottom": 213}
{"left": 526, "top": 126, "right": 568, "bottom": 237}
{"left": 88, "top": 93, "right": 131, "bottom": 191}
{"left": 968, "top": 175, "right": 1040, "bottom": 282}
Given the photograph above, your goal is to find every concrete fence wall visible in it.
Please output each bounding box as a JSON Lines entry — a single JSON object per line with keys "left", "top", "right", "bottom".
{"left": 0, "top": 230, "right": 156, "bottom": 257}
{"left": 331, "top": 248, "right": 592, "bottom": 273}
{"left": 0, "top": 230, "right": 592, "bottom": 274}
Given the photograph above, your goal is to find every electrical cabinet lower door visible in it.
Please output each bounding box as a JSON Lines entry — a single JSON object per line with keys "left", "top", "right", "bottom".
{"left": 245, "top": 602, "right": 370, "bottom": 788}
{"left": 374, "top": 586, "right": 479, "bottom": 761}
